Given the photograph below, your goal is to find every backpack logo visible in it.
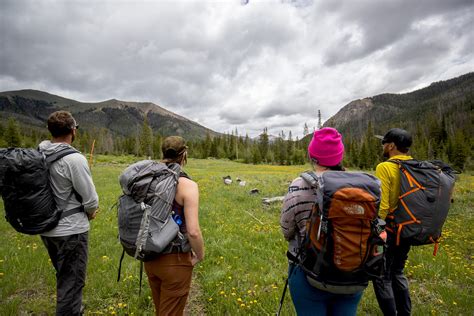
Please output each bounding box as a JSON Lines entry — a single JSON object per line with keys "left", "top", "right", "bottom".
{"left": 343, "top": 204, "right": 365, "bottom": 215}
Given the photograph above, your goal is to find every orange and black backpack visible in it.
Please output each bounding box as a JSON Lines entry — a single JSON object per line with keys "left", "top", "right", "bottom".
{"left": 386, "top": 159, "right": 456, "bottom": 255}
{"left": 297, "top": 171, "right": 386, "bottom": 294}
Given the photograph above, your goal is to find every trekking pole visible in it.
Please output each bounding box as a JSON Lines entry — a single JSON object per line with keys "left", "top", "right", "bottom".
{"left": 276, "top": 277, "right": 289, "bottom": 316}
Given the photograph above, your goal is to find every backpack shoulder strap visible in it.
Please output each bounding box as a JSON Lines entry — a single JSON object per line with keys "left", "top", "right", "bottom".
{"left": 45, "top": 147, "right": 80, "bottom": 164}
{"left": 44, "top": 147, "right": 84, "bottom": 216}
{"left": 387, "top": 159, "right": 401, "bottom": 165}
{"left": 300, "top": 171, "right": 319, "bottom": 189}
{"left": 179, "top": 170, "right": 191, "bottom": 180}
{"left": 165, "top": 162, "right": 182, "bottom": 176}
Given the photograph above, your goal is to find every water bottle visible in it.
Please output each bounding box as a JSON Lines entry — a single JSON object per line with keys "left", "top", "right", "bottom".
{"left": 172, "top": 213, "right": 182, "bottom": 226}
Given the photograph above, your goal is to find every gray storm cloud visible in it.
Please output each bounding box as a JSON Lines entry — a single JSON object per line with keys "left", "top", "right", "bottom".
{"left": 0, "top": 0, "right": 472, "bottom": 137}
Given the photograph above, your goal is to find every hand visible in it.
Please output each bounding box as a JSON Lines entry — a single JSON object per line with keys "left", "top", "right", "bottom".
{"left": 191, "top": 252, "right": 203, "bottom": 266}
{"left": 88, "top": 209, "right": 99, "bottom": 220}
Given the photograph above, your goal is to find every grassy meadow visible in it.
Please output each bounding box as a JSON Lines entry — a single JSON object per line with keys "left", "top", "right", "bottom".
{"left": 0, "top": 156, "right": 473, "bottom": 315}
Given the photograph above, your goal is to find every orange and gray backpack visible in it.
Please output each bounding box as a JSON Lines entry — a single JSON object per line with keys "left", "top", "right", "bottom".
{"left": 386, "top": 159, "right": 456, "bottom": 255}
{"left": 297, "top": 171, "right": 386, "bottom": 294}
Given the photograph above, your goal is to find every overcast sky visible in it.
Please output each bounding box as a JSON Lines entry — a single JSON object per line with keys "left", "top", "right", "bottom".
{"left": 1, "top": 0, "right": 473, "bottom": 138}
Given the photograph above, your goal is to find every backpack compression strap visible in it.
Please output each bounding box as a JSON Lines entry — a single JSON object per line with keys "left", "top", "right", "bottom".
{"left": 387, "top": 159, "right": 427, "bottom": 246}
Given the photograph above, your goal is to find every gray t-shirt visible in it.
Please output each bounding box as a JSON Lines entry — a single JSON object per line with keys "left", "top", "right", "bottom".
{"left": 38, "top": 141, "right": 99, "bottom": 237}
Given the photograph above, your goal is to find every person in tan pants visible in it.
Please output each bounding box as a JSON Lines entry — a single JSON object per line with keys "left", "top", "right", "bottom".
{"left": 144, "top": 136, "right": 205, "bottom": 316}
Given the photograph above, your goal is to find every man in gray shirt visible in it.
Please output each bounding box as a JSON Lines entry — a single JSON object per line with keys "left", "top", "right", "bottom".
{"left": 39, "top": 111, "right": 99, "bottom": 315}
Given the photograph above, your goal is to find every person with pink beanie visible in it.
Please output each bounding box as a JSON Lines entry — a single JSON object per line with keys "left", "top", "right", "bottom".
{"left": 307, "top": 127, "right": 345, "bottom": 168}
{"left": 280, "top": 127, "right": 364, "bottom": 315}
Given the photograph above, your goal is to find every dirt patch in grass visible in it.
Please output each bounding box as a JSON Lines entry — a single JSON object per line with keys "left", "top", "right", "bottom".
{"left": 185, "top": 274, "right": 205, "bottom": 315}
{"left": 7, "top": 288, "right": 43, "bottom": 301}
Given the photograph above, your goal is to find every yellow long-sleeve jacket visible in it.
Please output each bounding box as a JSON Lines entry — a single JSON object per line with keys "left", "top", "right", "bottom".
{"left": 375, "top": 154, "right": 413, "bottom": 219}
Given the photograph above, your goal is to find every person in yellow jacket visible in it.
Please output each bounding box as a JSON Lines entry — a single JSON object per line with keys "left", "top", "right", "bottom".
{"left": 373, "top": 128, "right": 413, "bottom": 316}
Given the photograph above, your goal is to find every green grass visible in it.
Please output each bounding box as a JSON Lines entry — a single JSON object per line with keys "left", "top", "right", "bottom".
{"left": 0, "top": 158, "right": 472, "bottom": 315}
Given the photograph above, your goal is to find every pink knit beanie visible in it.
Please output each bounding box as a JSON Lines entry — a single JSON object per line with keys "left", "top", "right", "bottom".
{"left": 308, "top": 127, "right": 345, "bottom": 166}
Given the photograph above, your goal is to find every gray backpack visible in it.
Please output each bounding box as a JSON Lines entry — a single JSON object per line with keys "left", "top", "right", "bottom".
{"left": 117, "top": 160, "right": 189, "bottom": 262}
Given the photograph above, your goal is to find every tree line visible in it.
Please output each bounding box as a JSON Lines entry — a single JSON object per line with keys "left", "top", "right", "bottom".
{"left": 1, "top": 111, "right": 471, "bottom": 171}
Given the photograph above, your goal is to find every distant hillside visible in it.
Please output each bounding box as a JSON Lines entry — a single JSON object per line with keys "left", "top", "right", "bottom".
{"left": 0, "top": 89, "right": 219, "bottom": 140}
{"left": 324, "top": 72, "right": 474, "bottom": 138}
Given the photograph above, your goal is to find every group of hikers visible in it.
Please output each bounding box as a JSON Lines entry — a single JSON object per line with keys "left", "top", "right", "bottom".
{"left": 281, "top": 127, "right": 415, "bottom": 315}
{"left": 0, "top": 110, "right": 455, "bottom": 316}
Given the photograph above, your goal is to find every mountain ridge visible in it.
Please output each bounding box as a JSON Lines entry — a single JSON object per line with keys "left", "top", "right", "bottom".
{"left": 324, "top": 72, "right": 474, "bottom": 138}
{"left": 0, "top": 89, "right": 219, "bottom": 140}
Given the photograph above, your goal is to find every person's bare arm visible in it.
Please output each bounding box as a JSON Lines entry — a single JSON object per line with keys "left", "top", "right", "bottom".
{"left": 177, "top": 177, "right": 204, "bottom": 265}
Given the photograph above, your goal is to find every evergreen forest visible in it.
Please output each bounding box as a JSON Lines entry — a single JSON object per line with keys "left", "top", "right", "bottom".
{"left": 1, "top": 103, "right": 472, "bottom": 171}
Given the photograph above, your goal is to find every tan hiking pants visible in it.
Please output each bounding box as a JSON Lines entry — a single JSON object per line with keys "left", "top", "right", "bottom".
{"left": 144, "top": 252, "right": 193, "bottom": 316}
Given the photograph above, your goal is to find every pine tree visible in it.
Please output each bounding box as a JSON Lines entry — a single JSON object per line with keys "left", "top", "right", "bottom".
{"left": 229, "top": 131, "right": 236, "bottom": 160}
{"left": 317, "top": 110, "right": 322, "bottom": 129}
{"left": 140, "top": 117, "right": 153, "bottom": 157}
{"left": 303, "top": 123, "right": 309, "bottom": 136}
{"left": 203, "top": 132, "right": 212, "bottom": 158}
{"left": 96, "top": 128, "right": 114, "bottom": 155}
{"left": 252, "top": 146, "right": 262, "bottom": 164}
{"left": 259, "top": 127, "right": 269, "bottom": 162}
{"left": 365, "top": 121, "right": 380, "bottom": 169}
{"left": 209, "top": 137, "right": 219, "bottom": 158}
{"left": 153, "top": 134, "right": 162, "bottom": 159}
{"left": 5, "top": 117, "right": 22, "bottom": 147}
{"left": 287, "top": 130, "right": 295, "bottom": 165}
{"left": 448, "top": 130, "right": 469, "bottom": 171}
{"left": 358, "top": 141, "right": 369, "bottom": 170}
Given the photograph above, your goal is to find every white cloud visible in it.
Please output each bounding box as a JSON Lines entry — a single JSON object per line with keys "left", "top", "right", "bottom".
{"left": 0, "top": 0, "right": 472, "bottom": 138}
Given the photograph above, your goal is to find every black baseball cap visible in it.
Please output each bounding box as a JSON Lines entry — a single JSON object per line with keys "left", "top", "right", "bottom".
{"left": 375, "top": 128, "right": 412, "bottom": 149}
